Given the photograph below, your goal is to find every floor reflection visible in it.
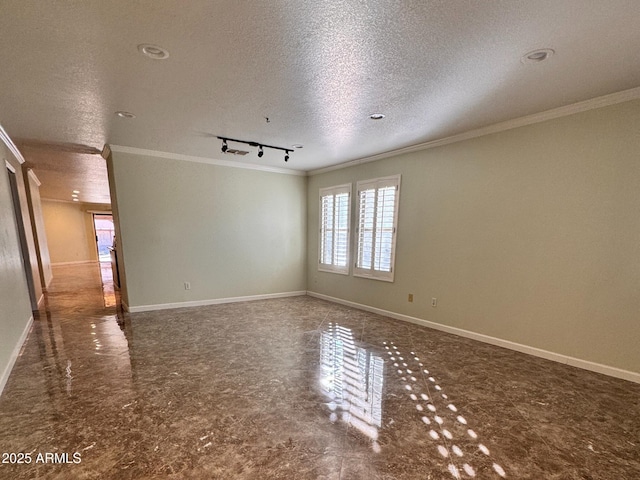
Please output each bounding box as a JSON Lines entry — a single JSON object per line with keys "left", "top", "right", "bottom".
{"left": 320, "top": 323, "right": 384, "bottom": 451}
{"left": 99, "top": 261, "right": 117, "bottom": 308}
{"left": 384, "top": 341, "right": 507, "bottom": 479}
{"left": 30, "top": 264, "right": 134, "bottom": 403}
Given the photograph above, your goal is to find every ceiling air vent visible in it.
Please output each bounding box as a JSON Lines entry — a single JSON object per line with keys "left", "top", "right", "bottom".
{"left": 225, "top": 148, "right": 249, "bottom": 156}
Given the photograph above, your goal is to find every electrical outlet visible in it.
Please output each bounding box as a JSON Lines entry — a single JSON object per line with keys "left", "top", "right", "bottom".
{"left": 184, "top": 282, "right": 191, "bottom": 290}
{"left": 431, "top": 297, "right": 437, "bottom": 307}
{"left": 408, "top": 293, "right": 414, "bottom": 303}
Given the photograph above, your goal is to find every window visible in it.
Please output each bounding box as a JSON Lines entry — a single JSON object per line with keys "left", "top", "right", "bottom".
{"left": 355, "top": 175, "right": 401, "bottom": 282}
{"left": 319, "top": 184, "right": 351, "bottom": 274}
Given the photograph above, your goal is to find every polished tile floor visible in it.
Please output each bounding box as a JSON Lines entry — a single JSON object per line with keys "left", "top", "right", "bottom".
{"left": 0, "top": 264, "right": 639, "bottom": 479}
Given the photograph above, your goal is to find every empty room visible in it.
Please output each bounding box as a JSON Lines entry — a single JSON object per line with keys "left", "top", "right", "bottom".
{"left": 0, "top": 2, "right": 639, "bottom": 479}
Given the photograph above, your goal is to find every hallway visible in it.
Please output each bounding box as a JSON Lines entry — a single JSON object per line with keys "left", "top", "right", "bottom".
{"left": 0, "top": 264, "right": 639, "bottom": 479}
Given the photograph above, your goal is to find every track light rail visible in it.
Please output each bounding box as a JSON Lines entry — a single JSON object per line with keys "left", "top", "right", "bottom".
{"left": 217, "top": 136, "right": 292, "bottom": 162}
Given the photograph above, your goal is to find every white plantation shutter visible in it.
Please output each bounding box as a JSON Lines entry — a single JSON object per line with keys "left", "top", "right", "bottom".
{"left": 319, "top": 184, "right": 351, "bottom": 274}
{"left": 355, "top": 175, "right": 400, "bottom": 281}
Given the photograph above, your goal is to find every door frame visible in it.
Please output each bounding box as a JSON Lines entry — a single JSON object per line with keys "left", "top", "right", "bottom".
{"left": 6, "top": 161, "right": 38, "bottom": 310}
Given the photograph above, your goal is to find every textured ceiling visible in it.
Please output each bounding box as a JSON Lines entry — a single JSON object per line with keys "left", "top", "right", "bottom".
{"left": 18, "top": 144, "right": 111, "bottom": 205}
{"left": 1, "top": 1, "right": 639, "bottom": 202}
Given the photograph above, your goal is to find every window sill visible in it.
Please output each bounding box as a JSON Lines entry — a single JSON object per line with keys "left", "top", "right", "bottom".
{"left": 318, "top": 266, "right": 350, "bottom": 275}
{"left": 353, "top": 271, "right": 395, "bottom": 282}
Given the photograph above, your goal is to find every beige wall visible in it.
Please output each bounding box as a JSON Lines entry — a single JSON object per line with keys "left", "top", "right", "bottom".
{"left": 42, "top": 200, "right": 110, "bottom": 264}
{"left": 0, "top": 143, "right": 34, "bottom": 394}
{"left": 110, "top": 152, "right": 307, "bottom": 309}
{"left": 307, "top": 100, "right": 640, "bottom": 374}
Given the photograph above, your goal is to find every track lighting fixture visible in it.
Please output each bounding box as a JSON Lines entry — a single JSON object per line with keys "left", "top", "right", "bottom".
{"left": 217, "top": 136, "right": 294, "bottom": 163}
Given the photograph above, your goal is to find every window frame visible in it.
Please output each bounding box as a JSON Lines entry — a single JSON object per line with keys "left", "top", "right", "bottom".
{"left": 354, "top": 175, "right": 401, "bottom": 282}
{"left": 318, "top": 183, "right": 352, "bottom": 275}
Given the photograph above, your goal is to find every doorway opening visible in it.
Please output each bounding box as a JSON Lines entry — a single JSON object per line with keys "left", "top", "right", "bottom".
{"left": 93, "top": 214, "right": 114, "bottom": 263}
{"left": 92, "top": 213, "right": 117, "bottom": 307}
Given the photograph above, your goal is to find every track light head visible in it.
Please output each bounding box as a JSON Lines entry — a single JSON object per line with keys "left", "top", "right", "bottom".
{"left": 284, "top": 152, "right": 289, "bottom": 162}
{"left": 258, "top": 145, "right": 264, "bottom": 158}
{"left": 221, "top": 139, "right": 228, "bottom": 153}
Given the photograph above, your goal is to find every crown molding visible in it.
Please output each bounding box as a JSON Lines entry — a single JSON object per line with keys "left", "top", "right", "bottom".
{"left": 101, "top": 144, "right": 112, "bottom": 160}
{"left": 41, "top": 198, "right": 83, "bottom": 205}
{"left": 41, "top": 198, "right": 111, "bottom": 208}
{"left": 309, "top": 86, "right": 640, "bottom": 176}
{"left": 27, "top": 168, "right": 41, "bottom": 186}
{"left": 109, "top": 145, "right": 306, "bottom": 177}
{"left": 0, "top": 124, "right": 26, "bottom": 164}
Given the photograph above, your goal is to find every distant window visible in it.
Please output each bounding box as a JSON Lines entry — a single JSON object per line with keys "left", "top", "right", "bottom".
{"left": 355, "top": 175, "right": 401, "bottom": 282}
{"left": 319, "top": 184, "right": 351, "bottom": 274}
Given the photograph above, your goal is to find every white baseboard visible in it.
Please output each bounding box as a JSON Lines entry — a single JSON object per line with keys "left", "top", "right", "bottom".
{"left": 127, "top": 290, "right": 308, "bottom": 313}
{"left": 52, "top": 260, "right": 98, "bottom": 266}
{"left": 0, "top": 315, "right": 33, "bottom": 398}
{"left": 307, "top": 291, "right": 640, "bottom": 384}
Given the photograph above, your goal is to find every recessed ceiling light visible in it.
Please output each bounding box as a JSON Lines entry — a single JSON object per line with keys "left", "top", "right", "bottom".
{"left": 72, "top": 194, "right": 78, "bottom": 198}
{"left": 369, "top": 113, "right": 385, "bottom": 120}
{"left": 521, "top": 48, "right": 554, "bottom": 64}
{"left": 72, "top": 190, "right": 80, "bottom": 194}
{"left": 73, "top": 198, "right": 79, "bottom": 202}
{"left": 137, "top": 44, "right": 170, "bottom": 60}
{"left": 292, "top": 144, "right": 304, "bottom": 149}
{"left": 115, "top": 111, "right": 136, "bottom": 119}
